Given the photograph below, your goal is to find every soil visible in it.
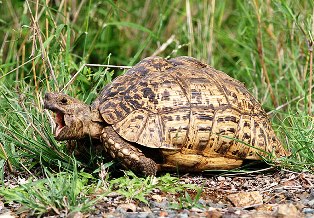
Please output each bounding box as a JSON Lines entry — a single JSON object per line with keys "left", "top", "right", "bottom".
{"left": 1, "top": 169, "right": 313, "bottom": 218}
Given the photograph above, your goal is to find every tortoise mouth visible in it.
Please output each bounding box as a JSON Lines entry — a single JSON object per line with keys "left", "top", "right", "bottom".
{"left": 55, "top": 111, "right": 66, "bottom": 137}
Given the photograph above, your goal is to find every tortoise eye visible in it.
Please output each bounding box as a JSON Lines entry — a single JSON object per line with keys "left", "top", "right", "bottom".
{"left": 60, "top": 98, "right": 68, "bottom": 104}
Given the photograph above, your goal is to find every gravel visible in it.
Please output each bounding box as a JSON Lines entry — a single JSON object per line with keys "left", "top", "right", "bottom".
{"left": 1, "top": 170, "right": 313, "bottom": 217}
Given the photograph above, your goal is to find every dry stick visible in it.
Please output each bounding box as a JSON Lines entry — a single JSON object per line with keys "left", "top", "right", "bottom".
{"left": 72, "top": 0, "right": 87, "bottom": 24}
{"left": 267, "top": 96, "right": 301, "bottom": 115}
{"left": 85, "top": 64, "right": 132, "bottom": 69}
{"left": 0, "top": 142, "right": 13, "bottom": 173}
{"left": 186, "top": 0, "right": 194, "bottom": 57}
{"left": 45, "top": 0, "right": 50, "bottom": 91}
{"left": 267, "top": 84, "right": 314, "bottom": 115}
{"left": 208, "top": 0, "right": 215, "bottom": 64}
{"left": 63, "top": 0, "right": 67, "bottom": 24}
{"left": 151, "top": 35, "right": 175, "bottom": 56}
{"left": 308, "top": 38, "right": 313, "bottom": 116}
{"left": 0, "top": 33, "right": 8, "bottom": 57}
{"left": 0, "top": 54, "right": 41, "bottom": 79}
{"left": 253, "top": 0, "right": 278, "bottom": 107}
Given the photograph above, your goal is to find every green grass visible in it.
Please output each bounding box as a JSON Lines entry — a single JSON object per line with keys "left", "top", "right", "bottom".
{"left": 0, "top": 0, "right": 313, "bottom": 215}
{"left": 0, "top": 163, "right": 104, "bottom": 216}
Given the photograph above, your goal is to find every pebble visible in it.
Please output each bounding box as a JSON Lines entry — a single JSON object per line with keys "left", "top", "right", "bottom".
{"left": 303, "top": 208, "right": 314, "bottom": 214}
{"left": 308, "top": 199, "right": 314, "bottom": 208}
{"left": 126, "top": 212, "right": 154, "bottom": 218}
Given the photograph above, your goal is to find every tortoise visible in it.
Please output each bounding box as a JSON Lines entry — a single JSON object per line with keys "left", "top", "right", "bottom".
{"left": 44, "top": 56, "right": 288, "bottom": 176}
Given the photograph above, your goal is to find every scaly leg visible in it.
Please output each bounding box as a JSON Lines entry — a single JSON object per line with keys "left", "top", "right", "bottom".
{"left": 101, "top": 126, "right": 158, "bottom": 176}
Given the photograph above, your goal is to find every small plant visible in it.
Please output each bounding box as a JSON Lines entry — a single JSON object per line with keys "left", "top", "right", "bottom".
{"left": 109, "top": 172, "right": 196, "bottom": 204}
{"left": 109, "top": 171, "right": 156, "bottom": 203}
{"left": 170, "top": 184, "right": 204, "bottom": 210}
{"left": 0, "top": 163, "right": 106, "bottom": 216}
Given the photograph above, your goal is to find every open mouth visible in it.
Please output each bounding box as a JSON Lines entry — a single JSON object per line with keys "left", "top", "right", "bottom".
{"left": 55, "top": 111, "right": 66, "bottom": 136}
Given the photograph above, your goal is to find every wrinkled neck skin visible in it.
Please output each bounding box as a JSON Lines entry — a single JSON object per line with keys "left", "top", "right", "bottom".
{"left": 83, "top": 110, "right": 105, "bottom": 139}
{"left": 58, "top": 107, "right": 105, "bottom": 140}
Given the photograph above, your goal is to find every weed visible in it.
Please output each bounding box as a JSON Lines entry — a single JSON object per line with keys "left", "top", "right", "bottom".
{"left": 0, "top": 163, "right": 106, "bottom": 216}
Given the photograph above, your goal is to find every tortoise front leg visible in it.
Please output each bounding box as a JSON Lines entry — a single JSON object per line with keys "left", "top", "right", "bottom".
{"left": 102, "top": 126, "right": 158, "bottom": 176}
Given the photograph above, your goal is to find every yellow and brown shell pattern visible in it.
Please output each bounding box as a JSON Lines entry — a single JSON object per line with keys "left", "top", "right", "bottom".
{"left": 92, "top": 56, "right": 288, "bottom": 161}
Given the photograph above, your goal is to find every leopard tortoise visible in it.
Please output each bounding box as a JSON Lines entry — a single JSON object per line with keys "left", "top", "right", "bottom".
{"left": 44, "top": 56, "right": 288, "bottom": 176}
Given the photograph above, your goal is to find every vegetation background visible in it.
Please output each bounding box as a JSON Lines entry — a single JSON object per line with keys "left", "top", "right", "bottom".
{"left": 0, "top": 0, "right": 313, "bottom": 215}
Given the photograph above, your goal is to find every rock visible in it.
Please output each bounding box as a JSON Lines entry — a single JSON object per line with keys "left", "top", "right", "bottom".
{"left": 227, "top": 191, "right": 263, "bottom": 207}
{"left": 217, "top": 176, "right": 225, "bottom": 181}
{"left": 190, "top": 207, "right": 204, "bottom": 212}
{"left": 116, "top": 203, "right": 137, "bottom": 213}
{"left": 151, "top": 194, "right": 163, "bottom": 202}
{"left": 159, "top": 211, "right": 168, "bottom": 217}
{"left": 125, "top": 212, "right": 153, "bottom": 218}
{"left": 308, "top": 199, "right": 314, "bottom": 208}
{"left": 241, "top": 211, "right": 275, "bottom": 218}
{"left": 303, "top": 208, "right": 314, "bottom": 214}
{"left": 275, "top": 203, "right": 302, "bottom": 218}
{"left": 0, "top": 212, "right": 15, "bottom": 218}
{"left": 205, "top": 209, "right": 222, "bottom": 218}
{"left": 67, "top": 212, "right": 84, "bottom": 218}
{"left": 256, "top": 204, "right": 274, "bottom": 212}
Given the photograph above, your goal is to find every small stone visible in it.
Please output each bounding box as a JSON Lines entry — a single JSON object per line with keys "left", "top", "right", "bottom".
{"left": 178, "top": 212, "right": 188, "bottom": 218}
{"left": 303, "top": 208, "right": 314, "bottom": 214}
{"left": 259, "top": 204, "right": 274, "bottom": 213}
{"left": 191, "top": 207, "right": 204, "bottom": 212}
{"left": 275, "top": 203, "right": 301, "bottom": 218}
{"left": 116, "top": 203, "right": 137, "bottom": 213}
{"left": 227, "top": 191, "right": 263, "bottom": 207}
{"left": 159, "top": 211, "right": 168, "bottom": 217}
{"left": 301, "top": 198, "right": 310, "bottom": 206}
{"left": 141, "top": 206, "right": 151, "bottom": 212}
{"left": 217, "top": 176, "right": 225, "bottom": 181}
{"left": 198, "top": 199, "right": 207, "bottom": 206}
{"left": 0, "top": 212, "right": 15, "bottom": 218}
{"left": 67, "top": 212, "right": 83, "bottom": 218}
{"left": 210, "top": 181, "right": 216, "bottom": 185}
{"left": 309, "top": 188, "right": 314, "bottom": 200}
{"left": 308, "top": 199, "right": 314, "bottom": 208}
{"left": 151, "top": 194, "right": 163, "bottom": 202}
{"left": 205, "top": 210, "right": 222, "bottom": 218}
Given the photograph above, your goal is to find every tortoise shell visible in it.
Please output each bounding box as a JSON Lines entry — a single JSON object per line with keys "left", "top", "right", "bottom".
{"left": 91, "top": 56, "right": 287, "bottom": 161}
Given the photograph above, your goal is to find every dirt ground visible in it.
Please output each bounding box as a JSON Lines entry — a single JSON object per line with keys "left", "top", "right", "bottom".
{"left": 1, "top": 169, "right": 314, "bottom": 218}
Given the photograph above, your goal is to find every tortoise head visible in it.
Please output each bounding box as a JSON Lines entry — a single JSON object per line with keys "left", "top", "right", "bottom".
{"left": 44, "top": 92, "right": 103, "bottom": 140}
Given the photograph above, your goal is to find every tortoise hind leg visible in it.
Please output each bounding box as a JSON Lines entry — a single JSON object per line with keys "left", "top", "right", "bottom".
{"left": 102, "top": 126, "right": 158, "bottom": 176}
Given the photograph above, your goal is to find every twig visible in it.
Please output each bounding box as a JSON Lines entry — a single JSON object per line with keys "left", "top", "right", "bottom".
{"left": 61, "top": 64, "right": 86, "bottom": 92}
{"left": 219, "top": 166, "right": 275, "bottom": 177}
{"left": 72, "top": 0, "right": 87, "bottom": 24}
{"left": 308, "top": 33, "right": 313, "bottom": 116}
{"left": 85, "top": 64, "right": 132, "bottom": 69}
{"left": 186, "top": 0, "right": 194, "bottom": 56}
{"left": 0, "top": 54, "right": 41, "bottom": 79}
{"left": 0, "top": 142, "right": 13, "bottom": 173}
{"left": 253, "top": 0, "right": 278, "bottom": 107}
{"left": 207, "top": 0, "right": 215, "bottom": 64}
{"left": 267, "top": 96, "right": 301, "bottom": 115}
{"left": 151, "top": 35, "right": 175, "bottom": 56}
{"left": 0, "top": 33, "right": 9, "bottom": 55}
